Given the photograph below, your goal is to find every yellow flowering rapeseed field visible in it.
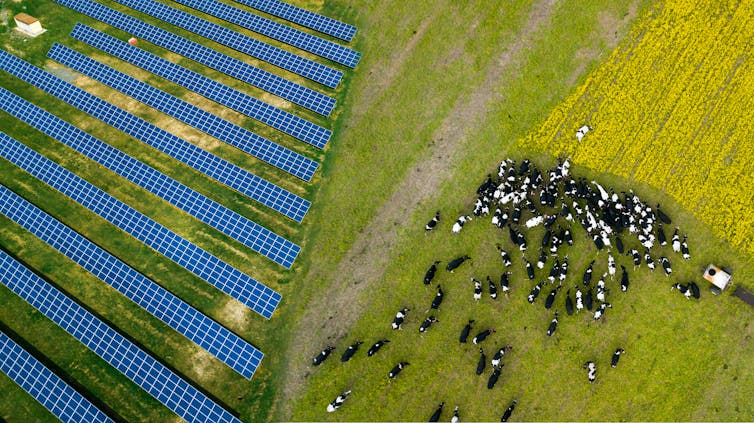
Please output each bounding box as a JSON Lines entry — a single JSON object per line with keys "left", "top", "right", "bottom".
{"left": 520, "top": 0, "right": 754, "bottom": 256}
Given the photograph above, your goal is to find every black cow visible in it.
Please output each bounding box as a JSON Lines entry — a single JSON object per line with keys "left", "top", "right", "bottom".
{"left": 425, "top": 211, "right": 440, "bottom": 231}
{"left": 424, "top": 261, "right": 441, "bottom": 285}
{"left": 620, "top": 265, "right": 630, "bottom": 293}
{"left": 429, "top": 402, "right": 444, "bottom": 422}
{"left": 488, "top": 276, "right": 498, "bottom": 299}
{"left": 487, "top": 365, "right": 503, "bottom": 389}
{"left": 657, "top": 223, "right": 667, "bottom": 246}
{"left": 389, "top": 362, "right": 409, "bottom": 379}
{"left": 473, "top": 329, "right": 495, "bottom": 344}
{"left": 584, "top": 288, "right": 594, "bottom": 311}
{"left": 546, "top": 312, "right": 559, "bottom": 336}
{"left": 656, "top": 203, "right": 672, "bottom": 224}
{"left": 689, "top": 281, "right": 700, "bottom": 299}
{"left": 615, "top": 236, "right": 625, "bottom": 254}
{"left": 476, "top": 348, "right": 486, "bottom": 375}
{"left": 459, "top": 320, "right": 475, "bottom": 343}
{"left": 611, "top": 348, "right": 625, "bottom": 368}
{"left": 500, "top": 399, "right": 518, "bottom": 422}
{"left": 583, "top": 260, "right": 594, "bottom": 285}
{"left": 340, "top": 341, "right": 363, "bottom": 362}
{"left": 544, "top": 286, "right": 562, "bottom": 309}
{"left": 367, "top": 340, "right": 390, "bottom": 357}
{"left": 565, "top": 289, "right": 574, "bottom": 315}
{"left": 312, "top": 346, "right": 335, "bottom": 366}
{"left": 525, "top": 259, "right": 535, "bottom": 280}
{"left": 446, "top": 256, "right": 471, "bottom": 272}
{"left": 430, "top": 286, "right": 444, "bottom": 311}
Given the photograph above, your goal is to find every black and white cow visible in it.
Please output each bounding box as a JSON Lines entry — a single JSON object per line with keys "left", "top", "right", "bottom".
{"left": 388, "top": 362, "right": 409, "bottom": 379}
{"left": 459, "top": 320, "right": 475, "bottom": 343}
{"left": 487, "top": 365, "right": 503, "bottom": 389}
{"left": 660, "top": 257, "right": 672, "bottom": 276}
{"left": 488, "top": 276, "right": 498, "bottom": 299}
{"left": 491, "top": 346, "right": 513, "bottom": 367}
{"left": 607, "top": 254, "right": 616, "bottom": 279}
{"left": 546, "top": 312, "right": 559, "bottom": 336}
{"left": 500, "top": 271, "right": 511, "bottom": 293}
{"left": 340, "top": 341, "right": 363, "bottom": 362}
{"left": 472, "top": 278, "right": 483, "bottom": 301}
{"left": 528, "top": 282, "right": 543, "bottom": 304}
{"left": 497, "top": 244, "right": 512, "bottom": 267}
{"left": 424, "top": 261, "right": 441, "bottom": 285}
{"left": 425, "top": 211, "right": 440, "bottom": 231}
{"left": 419, "top": 316, "right": 439, "bottom": 333}
{"left": 312, "top": 346, "right": 335, "bottom": 366}
{"left": 593, "top": 303, "right": 612, "bottom": 320}
{"left": 452, "top": 215, "right": 472, "bottom": 234}
{"left": 326, "top": 390, "right": 351, "bottom": 412}
{"left": 611, "top": 348, "right": 625, "bottom": 368}
{"left": 525, "top": 259, "right": 535, "bottom": 280}
{"left": 392, "top": 307, "right": 409, "bottom": 330}
{"left": 583, "top": 361, "right": 596, "bottom": 383}
{"left": 451, "top": 406, "right": 460, "bottom": 423}
{"left": 500, "top": 400, "right": 518, "bottom": 422}
{"left": 672, "top": 228, "right": 681, "bottom": 253}
{"left": 681, "top": 234, "right": 691, "bottom": 260}
{"left": 583, "top": 260, "right": 595, "bottom": 285}
{"left": 473, "top": 329, "right": 496, "bottom": 344}
{"left": 367, "top": 340, "right": 390, "bottom": 357}
{"left": 620, "top": 265, "right": 630, "bottom": 293}
{"left": 430, "top": 285, "right": 444, "bottom": 311}
{"left": 671, "top": 282, "right": 692, "bottom": 299}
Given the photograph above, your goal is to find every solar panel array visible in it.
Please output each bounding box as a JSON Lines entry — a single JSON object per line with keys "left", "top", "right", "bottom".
{"left": 0, "top": 49, "right": 313, "bottom": 222}
{"left": 52, "top": 0, "right": 336, "bottom": 116}
{"left": 0, "top": 87, "right": 299, "bottom": 269}
{"left": 0, "top": 183, "right": 262, "bottom": 379}
{"left": 171, "top": 0, "right": 360, "bottom": 68}
{"left": 0, "top": 331, "right": 113, "bottom": 423}
{"left": 0, "top": 131, "right": 281, "bottom": 320}
{"left": 70, "top": 24, "right": 332, "bottom": 149}
{"left": 0, "top": 249, "right": 241, "bottom": 423}
{"left": 109, "top": 0, "right": 342, "bottom": 87}
{"left": 231, "top": 0, "right": 356, "bottom": 42}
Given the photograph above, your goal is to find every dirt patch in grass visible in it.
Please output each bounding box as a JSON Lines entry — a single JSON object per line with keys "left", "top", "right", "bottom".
{"left": 598, "top": 0, "right": 640, "bottom": 49}
{"left": 278, "top": 0, "right": 561, "bottom": 418}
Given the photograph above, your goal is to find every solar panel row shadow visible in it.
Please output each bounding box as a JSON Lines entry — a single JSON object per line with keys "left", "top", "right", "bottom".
{"left": 0, "top": 131, "right": 282, "bottom": 320}
{"left": 0, "top": 331, "right": 113, "bottom": 423}
{"left": 71, "top": 24, "right": 332, "bottom": 149}
{"left": 172, "top": 0, "right": 360, "bottom": 68}
{"left": 109, "top": 0, "right": 342, "bottom": 87}
{"left": 0, "top": 49, "right": 312, "bottom": 222}
{"left": 230, "top": 0, "right": 356, "bottom": 42}
{"left": 0, "top": 87, "right": 299, "bottom": 269}
{"left": 0, "top": 249, "right": 241, "bottom": 423}
{"left": 0, "top": 183, "right": 262, "bottom": 379}
{"left": 48, "top": 44, "right": 324, "bottom": 178}
{"left": 52, "top": 0, "right": 336, "bottom": 116}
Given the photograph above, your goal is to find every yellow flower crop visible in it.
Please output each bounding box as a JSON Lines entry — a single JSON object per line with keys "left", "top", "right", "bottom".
{"left": 519, "top": 0, "right": 754, "bottom": 256}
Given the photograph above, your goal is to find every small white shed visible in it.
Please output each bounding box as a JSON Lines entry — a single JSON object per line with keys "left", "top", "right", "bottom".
{"left": 14, "top": 13, "right": 46, "bottom": 37}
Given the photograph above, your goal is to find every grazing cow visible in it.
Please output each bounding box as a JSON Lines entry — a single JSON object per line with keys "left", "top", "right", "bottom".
{"left": 660, "top": 257, "right": 672, "bottom": 275}
{"left": 614, "top": 236, "right": 625, "bottom": 254}
{"left": 488, "top": 276, "right": 498, "bottom": 299}
{"left": 500, "top": 272, "right": 511, "bottom": 293}
{"left": 472, "top": 278, "right": 483, "bottom": 301}
{"left": 672, "top": 228, "right": 681, "bottom": 253}
{"left": 451, "top": 406, "right": 460, "bottom": 423}
{"left": 452, "top": 215, "right": 472, "bottom": 233}
{"left": 559, "top": 256, "right": 569, "bottom": 282}
{"left": 430, "top": 285, "right": 444, "bottom": 311}
{"left": 584, "top": 288, "right": 594, "bottom": 311}
{"left": 537, "top": 249, "right": 548, "bottom": 269}
{"left": 656, "top": 204, "right": 672, "bottom": 224}
{"left": 576, "top": 125, "right": 592, "bottom": 142}
{"left": 671, "top": 282, "right": 692, "bottom": 299}
{"left": 611, "top": 348, "right": 625, "bottom": 368}
{"left": 473, "top": 329, "right": 496, "bottom": 344}
{"left": 607, "top": 254, "right": 616, "bottom": 279}
{"left": 565, "top": 289, "right": 574, "bottom": 315}
{"left": 491, "top": 345, "right": 513, "bottom": 367}
{"left": 312, "top": 346, "right": 335, "bottom": 366}
{"left": 583, "top": 361, "right": 597, "bottom": 383}
{"left": 629, "top": 249, "right": 641, "bottom": 268}
{"left": 644, "top": 249, "right": 656, "bottom": 270}
{"left": 657, "top": 223, "right": 668, "bottom": 246}
{"left": 576, "top": 288, "right": 584, "bottom": 311}
{"left": 689, "top": 281, "right": 700, "bottom": 299}
{"left": 429, "top": 402, "right": 444, "bottom": 422}
{"left": 392, "top": 307, "right": 409, "bottom": 330}
{"left": 340, "top": 341, "right": 363, "bottom": 362}
{"left": 326, "top": 390, "right": 351, "bottom": 412}
{"left": 476, "top": 348, "right": 486, "bottom": 375}
{"left": 681, "top": 235, "right": 691, "bottom": 260}
{"left": 388, "top": 362, "right": 409, "bottom": 379}
{"left": 525, "top": 215, "right": 544, "bottom": 228}
{"left": 367, "top": 340, "right": 390, "bottom": 357}
{"left": 525, "top": 259, "right": 535, "bottom": 280}
{"left": 419, "top": 316, "right": 439, "bottom": 333}
{"left": 583, "top": 260, "right": 595, "bottom": 285}
{"left": 497, "top": 244, "right": 513, "bottom": 267}
{"left": 548, "top": 259, "right": 560, "bottom": 283}
{"left": 620, "top": 266, "right": 630, "bottom": 293}
{"left": 478, "top": 174, "right": 494, "bottom": 194}
{"left": 546, "top": 311, "right": 559, "bottom": 336}
{"left": 528, "top": 282, "right": 543, "bottom": 303}
{"left": 488, "top": 365, "right": 503, "bottom": 389}
{"left": 593, "top": 303, "right": 612, "bottom": 320}
{"left": 459, "top": 320, "right": 475, "bottom": 343}
{"left": 564, "top": 227, "right": 574, "bottom": 246}
{"left": 596, "top": 276, "right": 607, "bottom": 302}
{"left": 501, "top": 399, "right": 518, "bottom": 422}
{"left": 545, "top": 286, "right": 562, "bottom": 309}
{"left": 447, "top": 256, "right": 471, "bottom": 272}
{"left": 492, "top": 208, "right": 509, "bottom": 228}
{"left": 517, "top": 232, "right": 528, "bottom": 253}
{"left": 424, "top": 261, "right": 441, "bottom": 285}
{"left": 425, "top": 211, "right": 440, "bottom": 231}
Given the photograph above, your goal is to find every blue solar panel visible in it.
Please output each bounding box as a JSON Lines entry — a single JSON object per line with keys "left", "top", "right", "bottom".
{"left": 0, "top": 131, "right": 282, "bottom": 320}
{"left": 0, "top": 87, "right": 299, "bottom": 269}
{"left": 70, "top": 24, "right": 332, "bottom": 149}
{"left": 231, "top": 0, "right": 356, "bottom": 42}
{"left": 0, "top": 250, "right": 241, "bottom": 423}
{"left": 0, "top": 331, "right": 113, "bottom": 423}
{"left": 0, "top": 184, "right": 262, "bottom": 379}
{"left": 170, "top": 0, "right": 360, "bottom": 68}
{"left": 108, "top": 0, "right": 343, "bottom": 87}
{"left": 52, "top": 0, "right": 336, "bottom": 116}
{"left": 0, "top": 49, "right": 313, "bottom": 221}
{"left": 48, "top": 45, "right": 326, "bottom": 174}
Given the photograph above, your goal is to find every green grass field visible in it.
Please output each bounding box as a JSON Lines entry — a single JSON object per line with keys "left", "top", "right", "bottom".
{"left": 1, "top": 0, "right": 752, "bottom": 422}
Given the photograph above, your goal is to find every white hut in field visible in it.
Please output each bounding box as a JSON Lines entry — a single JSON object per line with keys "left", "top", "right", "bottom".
{"left": 14, "top": 13, "right": 46, "bottom": 37}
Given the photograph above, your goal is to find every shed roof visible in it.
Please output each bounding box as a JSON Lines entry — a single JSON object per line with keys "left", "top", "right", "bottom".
{"left": 14, "top": 13, "right": 39, "bottom": 25}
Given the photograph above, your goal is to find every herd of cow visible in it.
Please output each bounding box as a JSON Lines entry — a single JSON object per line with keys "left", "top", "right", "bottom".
{"left": 312, "top": 157, "right": 699, "bottom": 420}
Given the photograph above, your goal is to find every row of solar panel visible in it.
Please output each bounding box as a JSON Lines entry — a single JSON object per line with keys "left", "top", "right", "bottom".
{"left": 0, "top": 330, "right": 113, "bottom": 423}
{"left": 52, "top": 0, "right": 337, "bottom": 116}
{"left": 0, "top": 131, "right": 281, "bottom": 321}
{"left": 170, "top": 0, "right": 360, "bottom": 67}
{"left": 0, "top": 249, "right": 241, "bottom": 423}
{"left": 70, "top": 24, "right": 332, "bottom": 149}
{"left": 0, "top": 182, "right": 262, "bottom": 380}
{"left": 0, "top": 88, "right": 299, "bottom": 269}
{"left": 232, "top": 0, "right": 357, "bottom": 42}
{"left": 0, "top": 49, "right": 313, "bottom": 222}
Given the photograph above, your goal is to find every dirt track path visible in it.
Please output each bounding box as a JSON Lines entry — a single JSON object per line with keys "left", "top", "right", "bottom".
{"left": 277, "top": 0, "right": 558, "bottom": 418}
